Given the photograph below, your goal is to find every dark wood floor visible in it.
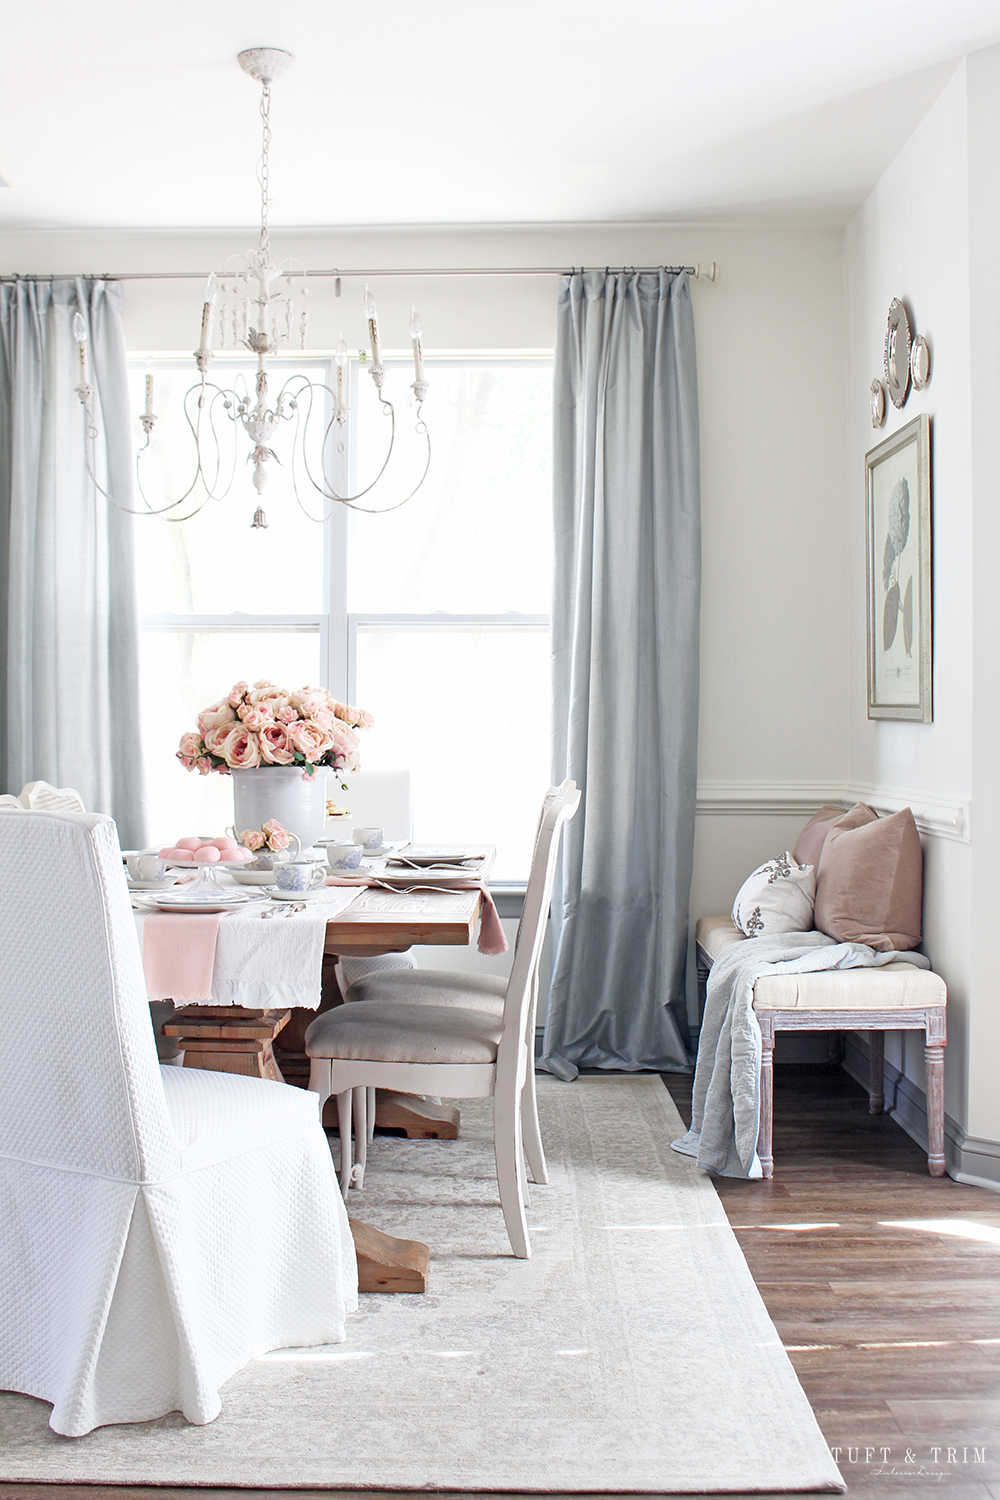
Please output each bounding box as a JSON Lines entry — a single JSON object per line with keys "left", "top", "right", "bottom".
{"left": 3, "top": 1065, "right": 999, "bottom": 1500}
{"left": 663, "top": 1064, "right": 1000, "bottom": 1500}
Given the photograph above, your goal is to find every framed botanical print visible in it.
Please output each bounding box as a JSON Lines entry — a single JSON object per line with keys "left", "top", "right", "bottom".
{"left": 866, "top": 413, "right": 932, "bottom": 721}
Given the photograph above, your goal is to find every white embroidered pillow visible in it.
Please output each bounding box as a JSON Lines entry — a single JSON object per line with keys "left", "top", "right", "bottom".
{"left": 731, "top": 853, "right": 816, "bottom": 938}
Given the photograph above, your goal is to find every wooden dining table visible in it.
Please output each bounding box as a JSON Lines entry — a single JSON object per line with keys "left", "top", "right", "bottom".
{"left": 159, "top": 844, "right": 498, "bottom": 1293}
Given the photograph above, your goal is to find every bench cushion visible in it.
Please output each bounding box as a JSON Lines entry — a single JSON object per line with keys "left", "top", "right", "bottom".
{"left": 753, "top": 961, "right": 946, "bottom": 1011}
{"left": 694, "top": 913, "right": 945, "bottom": 1011}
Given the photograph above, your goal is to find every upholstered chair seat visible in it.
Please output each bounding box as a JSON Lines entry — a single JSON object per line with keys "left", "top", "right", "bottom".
{"left": 307, "top": 1000, "right": 504, "bottom": 1065}
{"left": 344, "top": 968, "right": 507, "bottom": 1013}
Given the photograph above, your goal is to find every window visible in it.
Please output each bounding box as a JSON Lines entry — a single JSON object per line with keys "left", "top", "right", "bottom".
{"left": 130, "top": 352, "right": 552, "bottom": 879}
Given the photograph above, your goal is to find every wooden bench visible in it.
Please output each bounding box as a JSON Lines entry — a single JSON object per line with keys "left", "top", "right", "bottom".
{"left": 695, "top": 916, "right": 948, "bottom": 1178}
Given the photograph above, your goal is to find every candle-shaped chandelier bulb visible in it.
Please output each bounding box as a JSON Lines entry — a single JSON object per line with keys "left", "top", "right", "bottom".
{"left": 335, "top": 334, "right": 348, "bottom": 414}
{"left": 364, "top": 283, "right": 382, "bottom": 378}
{"left": 199, "top": 272, "right": 219, "bottom": 358}
{"left": 409, "top": 306, "right": 427, "bottom": 400}
{"left": 72, "top": 311, "right": 91, "bottom": 401}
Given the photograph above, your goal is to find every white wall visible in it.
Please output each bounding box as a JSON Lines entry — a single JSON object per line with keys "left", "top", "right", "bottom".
{"left": 845, "top": 62, "right": 973, "bottom": 1135}
{"left": 845, "top": 48, "right": 1000, "bottom": 1176}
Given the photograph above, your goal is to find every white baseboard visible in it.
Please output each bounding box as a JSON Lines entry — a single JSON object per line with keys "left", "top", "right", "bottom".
{"left": 695, "top": 779, "right": 970, "bottom": 843}
{"left": 842, "top": 1031, "right": 999, "bottom": 1192}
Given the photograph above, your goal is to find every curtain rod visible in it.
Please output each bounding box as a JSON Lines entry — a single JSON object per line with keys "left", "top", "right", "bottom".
{"left": 0, "top": 262, "right": 719, "bottom": 284}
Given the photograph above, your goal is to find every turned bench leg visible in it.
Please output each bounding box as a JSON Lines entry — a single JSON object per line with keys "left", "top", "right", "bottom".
{"left": 757, "top": 1011, "right": 775, "bottom": 1179}
{"left": 925, "top": 1010, "right": 947, "bottom": 1177}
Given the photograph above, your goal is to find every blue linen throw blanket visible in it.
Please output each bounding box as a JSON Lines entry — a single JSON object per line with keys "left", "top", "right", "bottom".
{"left": 671, "top": 931, "right": 930, "bottom": 1178}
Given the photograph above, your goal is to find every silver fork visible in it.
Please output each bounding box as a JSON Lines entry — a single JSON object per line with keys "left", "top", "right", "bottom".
{"left": 260, "top": 902, "right": 307, "bottom": 919}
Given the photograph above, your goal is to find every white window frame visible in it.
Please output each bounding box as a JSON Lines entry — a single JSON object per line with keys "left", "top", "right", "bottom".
{"left": 133, "top": 351, "right": 552, "bottom": 880}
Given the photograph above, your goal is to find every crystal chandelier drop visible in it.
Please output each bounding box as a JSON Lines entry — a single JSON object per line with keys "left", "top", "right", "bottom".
{"left": 73, "top": 46, "right": 430, "bottom": 529}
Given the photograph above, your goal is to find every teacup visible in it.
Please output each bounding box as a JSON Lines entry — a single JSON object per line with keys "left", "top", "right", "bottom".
{"left": 274, "top": 860, "right": 327, "bottom": 893}
{"left": 353, "top": 826, "right": 384, "bottom": 852}
{"left": 327, "top": 842, "right": 364, "bottom": 872}
{"left": 127, "top": 853, "right": 167, "bottom": 882}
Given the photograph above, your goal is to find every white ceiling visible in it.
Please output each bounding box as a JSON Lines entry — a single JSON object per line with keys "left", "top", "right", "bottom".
{"left": 2, "top": 0, "right": 999, "bottom": 231}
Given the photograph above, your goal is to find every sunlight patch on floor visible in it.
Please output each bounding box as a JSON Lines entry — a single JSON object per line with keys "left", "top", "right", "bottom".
{"left": 881, "top": 1217, "right": 1000, "bottom": 1246}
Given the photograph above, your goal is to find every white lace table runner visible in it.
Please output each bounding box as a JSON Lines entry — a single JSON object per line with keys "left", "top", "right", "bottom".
{"left": 134, "top": 885, "right": 362, "bottom": 1010}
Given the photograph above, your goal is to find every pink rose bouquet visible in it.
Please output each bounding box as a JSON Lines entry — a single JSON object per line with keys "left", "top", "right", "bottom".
{"left": 238, "top": 818, "right": 293, "bottom": 854}
{"left": 177, "top": 679, "right": 372, "bottom": 787}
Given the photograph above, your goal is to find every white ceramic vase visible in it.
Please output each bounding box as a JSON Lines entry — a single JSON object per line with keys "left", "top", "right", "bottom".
{"left": 231, "top": 766, "right": 328, "bottom": 852}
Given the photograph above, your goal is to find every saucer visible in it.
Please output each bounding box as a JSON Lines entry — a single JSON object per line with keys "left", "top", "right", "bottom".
{"left": 127, "top": 875, "right": 180, "bottom": 891}
{"left": 269, "top": 888, "right": 326, "bottom": 902}
{"left": 357, "top": 845, "right": 392, "bottom": 858}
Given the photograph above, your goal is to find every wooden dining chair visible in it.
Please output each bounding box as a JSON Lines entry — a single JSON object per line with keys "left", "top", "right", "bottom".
{"left": 305, "top": 780, "right": 580, "bottom": 1258}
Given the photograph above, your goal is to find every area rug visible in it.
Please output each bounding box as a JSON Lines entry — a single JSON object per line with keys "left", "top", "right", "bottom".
{"left": 0, "top": 1076, "right": 843, "bottom": 1493}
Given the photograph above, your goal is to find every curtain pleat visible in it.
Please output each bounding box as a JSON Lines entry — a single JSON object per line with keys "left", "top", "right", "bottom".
{"left": 542, "top": 269, "right": 700, "bottom": 1077}
{"left": 0, "top": 279, "right": 145, "bottom": 845}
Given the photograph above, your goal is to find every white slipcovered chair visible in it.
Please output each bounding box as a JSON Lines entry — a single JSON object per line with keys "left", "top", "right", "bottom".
{"left": 0, "top": 810, "right": 357, "bottom": 1438}
{"left": 306, "top": 780, "right": 580, "bottom": 1259}
{"left": 0, "top": 781, "right": 85, "bottom": 814}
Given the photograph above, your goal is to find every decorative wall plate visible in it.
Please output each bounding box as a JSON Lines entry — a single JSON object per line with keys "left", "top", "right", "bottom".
{"left": 910, "top": 334, "right": 930, "bottom": 390}
{"left": 870, "top": 378, "right": 886, "bottom": 429}
{"left": 884, "top": 298, "right": 911, "bottom": 408}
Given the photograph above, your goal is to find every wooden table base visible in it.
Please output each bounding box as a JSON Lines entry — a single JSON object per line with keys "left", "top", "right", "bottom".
{"left": 164, "top": 1006, "right": 291, "bottom": 1082}
{"left": 351, "top": 1218, "right": 429, "bottom": 1293}
{"left": 374, "top": 1090, "right": 459, "bottom": 1138}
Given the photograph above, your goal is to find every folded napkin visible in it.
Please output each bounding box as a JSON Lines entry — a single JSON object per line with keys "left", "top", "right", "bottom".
{"left": 133, "top": 887, "right": 363, "bottom": 1008}
{"left": 141, "top": 912, "right": 222, "bottom": 1004}
{"left": 324, "top": 875, "right": 509, "bottom": 957}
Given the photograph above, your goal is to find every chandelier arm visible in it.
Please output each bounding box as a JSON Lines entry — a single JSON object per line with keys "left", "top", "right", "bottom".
{"left": 79, "top": 412, "right": 202, "bottom": 519}
{"left": 183, "top": 381, "right": 241, "bottom": 502}
{"left": 337, "top": 419, "right": 432, "bottom": 514}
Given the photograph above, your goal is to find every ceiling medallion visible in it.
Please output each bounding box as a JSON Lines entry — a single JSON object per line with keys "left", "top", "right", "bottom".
{"left": 73, "top": 49, "right": 430, "bottom": 529}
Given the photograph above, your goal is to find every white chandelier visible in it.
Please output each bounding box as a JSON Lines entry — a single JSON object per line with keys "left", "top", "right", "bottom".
{"left": 73, "top": 46, "right": 430, "bottom": 529}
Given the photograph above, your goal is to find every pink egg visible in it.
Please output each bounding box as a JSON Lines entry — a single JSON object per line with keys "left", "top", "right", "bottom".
{"left": 213, "top": 838, "right": 239, "bottom": 853}
{"left": 229, "top": 846, "right": 253, "bottom": 863}
{"left": 192, "top": 846, "right": 221, "bottom": 862}
{"left": 176, "top": 836, "right": 202, "bottom": 851}
{"left": 157, "top": 846, "right": 176, "bottom": 860}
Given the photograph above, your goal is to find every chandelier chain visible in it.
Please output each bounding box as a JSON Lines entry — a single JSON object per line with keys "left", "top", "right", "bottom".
{"left": 258, "top": 83, "right": 271, "bottom": 262}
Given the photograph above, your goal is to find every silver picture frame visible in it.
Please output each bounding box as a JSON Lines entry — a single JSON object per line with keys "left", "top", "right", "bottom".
{"left": 866, "top": 413, "right": 932, "bottom": 722}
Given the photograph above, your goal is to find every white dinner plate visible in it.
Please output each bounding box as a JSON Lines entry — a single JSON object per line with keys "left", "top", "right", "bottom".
{"left": 142, "top": 890, "right": 254, "bottom": 914}
{"left": 371, "top": 869, "right": 480, "bottom": 886}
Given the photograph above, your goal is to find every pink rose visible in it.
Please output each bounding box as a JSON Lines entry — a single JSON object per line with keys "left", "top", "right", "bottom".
{"left": 177, "top": 730, "right": 203, "bottom": 759}
{"left": 288, "top": 720, "right": 334, "bottom": 762}
{"left": 227, "top": 681, "right": 250, "bottom": 708}
{"left": 219, "top": 725, "right": 261, "bottom": 768}
{"left": 239, "top": 705, "right": 273, "bottom": 731}
{"left": 329, "top": 720, "right": 360, "bottom": 757}
{"left": 197, "top": 698, "right": 237, "bottom": 736}
{"left": 176, "top": 752, "right": 197, "bottom": 771}
{"left": 262, "top": 818, "right": 292, "bottom": 851}
{"left": 309, "top": 704, "right": 336, "bottom": 731}
{"left": 249, "top": 686, "right": 291, "bottom": 715}
{"left": 333, "top": 700, "right": 374, "bottom": 729}
{"left": 202, "top": 723, "right": 233, "bottom": 757}
{"left": 258, "top": 723, "right": 296, "bottom": 765}
{"left": 253, "top": 679, "right": 274, "bottom": 689}
{"left": 290, "top": 687, "right": 329, "bottom": 719}
{"left": 240, "top": 829, "right": 266, "bottom": 852}
{"left": 196, "top": 757, "right": 213, "bottom": 776}
{"left": 276, "top": 704, "right": 298, "bottom": 725}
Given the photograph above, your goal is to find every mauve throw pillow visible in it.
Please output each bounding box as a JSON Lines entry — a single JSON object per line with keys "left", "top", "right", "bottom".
{"left": 814, "top": 806, "right": 923, "bottom": 952}
{"left": 793, "top": 804, "right": 859, "bottom": 868}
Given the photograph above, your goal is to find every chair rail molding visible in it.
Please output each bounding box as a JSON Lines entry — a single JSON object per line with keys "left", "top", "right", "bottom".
{"left": 695, "top": 779, "right": 970, "bottom": 843}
